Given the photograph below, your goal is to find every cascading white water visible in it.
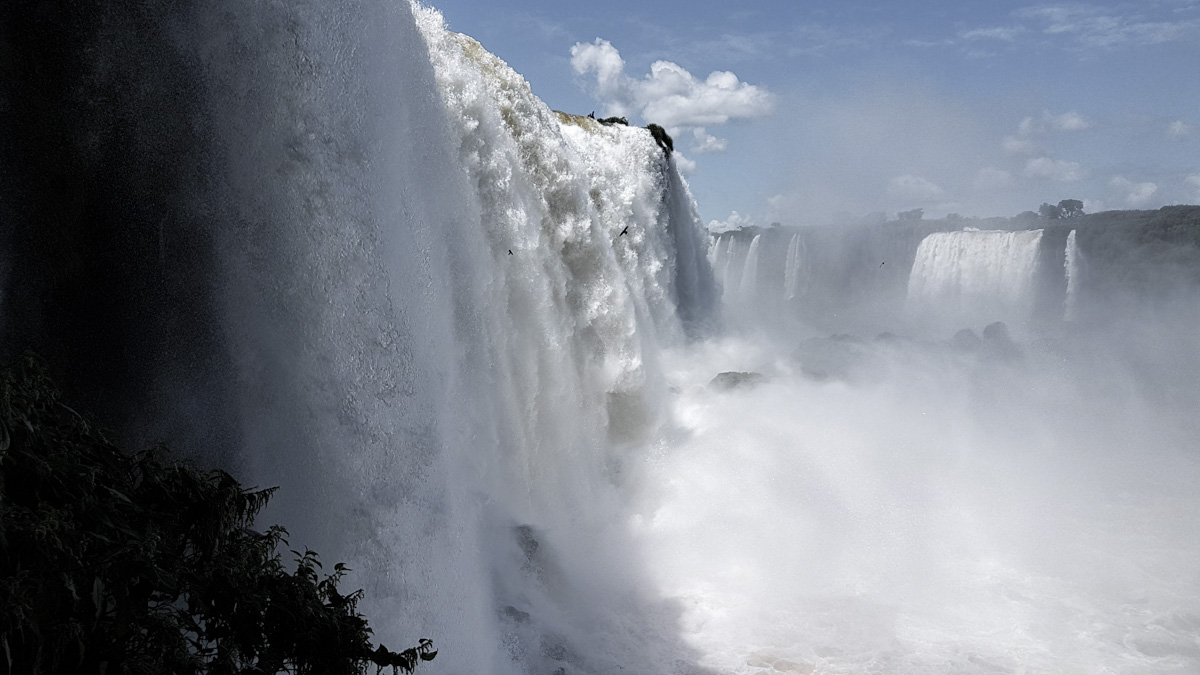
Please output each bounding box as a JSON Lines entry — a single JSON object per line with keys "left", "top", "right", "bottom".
{"left": 783, "top": 232, "right": 803, "bottom": 301}
{"left": 739, "top": 234, "right": 762, "bottom": 302}
{"left": 710, "top": 235, "right": 725, "bottom": 278}
{"left": 182, "top": 2, "right": 717, "bottom": 672}
{"left": 721, "top": 235, "right": 744, "bottom": 298}
{"left": 1065, "top": 229, "right": 1082, "bottom": 322}
{"left": 906, "top": 229, "right": 1044, "bottom": 332}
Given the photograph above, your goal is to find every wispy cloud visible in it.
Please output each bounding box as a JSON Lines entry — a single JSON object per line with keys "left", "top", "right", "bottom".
{"left": 1167, "top": 120, "right": 1191, "bottom": 139}
{"left": 788, "top": 23, "right": 892, "bottom": 56}
{"left": 1004, "top": 135, "right": 1040, "bottom": 155}
{"left": 887, "top": 174, "right": 945, "bottom": 202}
{"left": 1186, "top": 174, "right": 1200, "bottom": 201}
{"left": 691, "top": 32, "right": 777, "bottom": 61}
{"left": 508, "top": 13, "right": 573, "bottom": 41}
{"left": 1003, "top": 111, "right": 1088, "bottom": 154}
{"left": 1046, "top": 111, "right": 1090, "bottom": 131}
{"left": 960, "top": 26, "right": 1027, "bottom": 41}
{"left": 1026, "top": 156, "right": 1086, "bottom": 182}
{"left": 1013, "top": 3, "right": 1200, "bottom": 48}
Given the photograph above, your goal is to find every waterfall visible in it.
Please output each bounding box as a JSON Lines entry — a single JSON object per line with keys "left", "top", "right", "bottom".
{"left": 721, "top": 235, "right": 743, "bottom": 298}
{"left": 739, "top": 233, "right": 762, "bottom": 301}
{"left": 1064, "top": 229, "right": 1082, "bottom": 322}
{"left": 906, "top": 229, "right": 1044, "bottom": 331}
{"left": 783, "top": 232, "right": 803, "bottom": 300}
{"left": 710, "top": 235, "right": 725, "bottom": 274}
{"left": 0, "top": 2, "right": 716, "bottom": 673}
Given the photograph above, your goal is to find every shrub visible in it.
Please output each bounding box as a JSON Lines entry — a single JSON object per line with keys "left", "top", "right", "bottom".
{"left": 0, "top": 354, "right": 435, "bottom": 675}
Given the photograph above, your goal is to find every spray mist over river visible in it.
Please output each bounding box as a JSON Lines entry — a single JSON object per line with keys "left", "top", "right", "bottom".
{"left": 2, "top": 2, "right": 1199, "bottom": 673}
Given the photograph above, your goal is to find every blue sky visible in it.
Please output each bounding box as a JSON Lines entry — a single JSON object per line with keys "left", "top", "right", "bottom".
{"left": 423, "top": 0, "right": 1200, "bottom": 227}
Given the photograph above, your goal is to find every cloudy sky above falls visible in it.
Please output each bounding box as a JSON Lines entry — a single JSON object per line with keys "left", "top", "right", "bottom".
{"left": 423, "top": 0, "right": 1200, "bottom": 228}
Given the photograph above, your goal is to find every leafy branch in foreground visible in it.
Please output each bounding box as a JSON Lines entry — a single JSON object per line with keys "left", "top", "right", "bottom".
{"left": 0, "top": 353, "right": 436, "bottom": 674}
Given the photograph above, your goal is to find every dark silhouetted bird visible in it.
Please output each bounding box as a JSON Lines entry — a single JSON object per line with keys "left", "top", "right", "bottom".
{"left": 880, "top": 261, "right": 885, "bottom": 267}
{"left": 588, "top": 111, "right": 595, "bottom": 119}
{"left": 508, "top": 249, "right": 513, "bottom": 255}
{"left": 619, "top": 226, "right": 629, "bottom": 236}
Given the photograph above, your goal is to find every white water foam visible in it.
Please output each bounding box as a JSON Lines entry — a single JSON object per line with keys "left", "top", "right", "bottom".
{"left": 1065, "top": 229, "right": 1084, "bottom": 322}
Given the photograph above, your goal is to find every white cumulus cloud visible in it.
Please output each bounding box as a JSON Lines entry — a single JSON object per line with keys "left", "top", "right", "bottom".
{"left": 1110, "top": 176, "right": 1158, "bottom": 206}
{"left": 673, "top": 152, "right": 697, "bottom": 175}
{"left": 570, "top": 38, "right": 773, "bottom": 149}
{"left": 887, "top": 174, "right": 945, "bottom": 201}
{"left": 1025, "top": 157, "right": 1086, "bottom": 182}
{"left": 707, "top": 210, "right": 755, "bottom": 233}
{"left": 691, "top": 128, "right": 728, "bottom": 154}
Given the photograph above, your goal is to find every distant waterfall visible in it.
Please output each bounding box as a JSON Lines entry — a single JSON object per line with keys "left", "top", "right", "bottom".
{"left": 907, "top": 229, "right": 1044, "bottom": 330}
{"left": 783, "top": 232, "right": 804, "bottom": 300}
{"left": 710, "top": 235, "right": 725, "bottom": 271}
{"left": 1064, "top": 229, "right": 1083, "bottom": 322}
{"left": 721, "top": 235, "right": 743, "bottom": 297}
{"left": 739, "top": 234, "right": 762, "bottom": 300}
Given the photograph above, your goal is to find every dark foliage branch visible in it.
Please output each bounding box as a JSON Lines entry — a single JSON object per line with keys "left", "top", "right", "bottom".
{"left": 0, "top": 354, "right": 436, "bottom": 675}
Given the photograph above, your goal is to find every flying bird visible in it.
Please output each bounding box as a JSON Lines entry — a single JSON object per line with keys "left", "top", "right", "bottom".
{"left": 880, "top": 261, "right": 886, "bottom": 267}
{"left": 508, "top": 249, "right": 513, "bottom": 255}
{"left": 619, "top": 226, "right": 629, "bottom": 236}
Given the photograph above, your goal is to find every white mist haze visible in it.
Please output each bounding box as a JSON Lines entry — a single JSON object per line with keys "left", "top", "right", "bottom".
{"left": 636, "top": 317, "right": 1200, "bottom": 673}
{"left": 684, "top": 221, "right": 1200, "bottom": 672}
